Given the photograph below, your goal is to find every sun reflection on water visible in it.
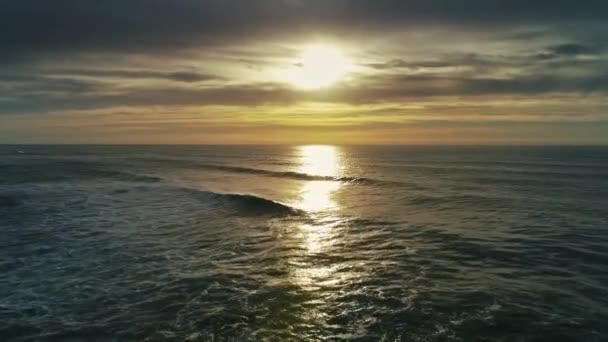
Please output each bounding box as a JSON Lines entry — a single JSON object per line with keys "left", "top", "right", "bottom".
{"left": 299, "top": 181, "right": 340, "bottom": 211}
{"left": 298, "top": 145, "right": 341, "bottom": 177}
{"left": 287, "top": 145, "right": 345, "bottom": 291}
{"left": 280, "top": 145, "right": 369, "bottom": 328}
{"left": 296, "top": 145, "right": 342, "bottom": 212}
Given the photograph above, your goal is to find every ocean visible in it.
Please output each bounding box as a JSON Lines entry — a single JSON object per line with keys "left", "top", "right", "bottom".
{"left": 1, "top": 145, "right": 607, "bottom": 341}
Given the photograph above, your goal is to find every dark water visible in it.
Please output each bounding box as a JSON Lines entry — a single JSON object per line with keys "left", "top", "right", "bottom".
{"left": 1, "top": 145, "right": 608, "bottom": 341}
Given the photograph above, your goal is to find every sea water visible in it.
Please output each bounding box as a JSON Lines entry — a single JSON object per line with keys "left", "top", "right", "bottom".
{"left": 1, "top": 145, "right": 607, "bottom": 341}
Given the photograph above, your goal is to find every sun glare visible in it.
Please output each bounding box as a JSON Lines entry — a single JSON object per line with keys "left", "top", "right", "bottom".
{"left": 289, "top": 45, "right": 351, "bottom": 89}
{"left": 296, "top": 145, "right": 342, "bottom": 211}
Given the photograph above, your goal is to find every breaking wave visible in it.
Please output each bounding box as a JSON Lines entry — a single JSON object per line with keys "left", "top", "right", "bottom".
{"left": 184, "top": 188, "right": 302, "bottom": 216}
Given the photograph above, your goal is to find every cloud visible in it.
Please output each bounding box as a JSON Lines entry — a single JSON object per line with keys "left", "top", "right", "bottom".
{"left": 0, "top": 74, "right": 103, "bottom": 95}
{"left": 3, "top": 71, "right": 608, "bottom": 116}
{"left": 346, "top": 73, "right": 608, "bottom": 101}
{"left": 1, "top": 1, "right": 607, "bottom": 62}
{"left": 45, "top": 69, "right": 221, "bottom": 83}
{"left": 550, "top": 43, "right": 596, "bottom": 55}
{"left": 364, "top": 54, "right": 497, "bottom": 71}
{"left": 535, "top": 43, "right": 600, "bottom": 60}
{"left": 1, "top": 0, "right": 607, "bottom": 145}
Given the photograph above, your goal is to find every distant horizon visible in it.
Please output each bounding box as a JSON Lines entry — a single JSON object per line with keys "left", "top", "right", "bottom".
{"left": 2, "top": 143, "right": 608, "bottom": 147}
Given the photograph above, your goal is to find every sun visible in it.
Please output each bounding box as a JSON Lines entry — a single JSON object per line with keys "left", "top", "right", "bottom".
{"left": 288, "top": 45, "right": 351, "bottom": 89}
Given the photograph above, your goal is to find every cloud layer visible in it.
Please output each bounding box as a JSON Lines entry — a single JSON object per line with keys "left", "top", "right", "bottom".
{"left": 1, "top": 0, "right": 608, "bottom": 143}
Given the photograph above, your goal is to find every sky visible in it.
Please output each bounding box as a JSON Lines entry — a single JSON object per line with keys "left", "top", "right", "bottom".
{"left": 1, "top": 0, "right": 608, "bottom": 144}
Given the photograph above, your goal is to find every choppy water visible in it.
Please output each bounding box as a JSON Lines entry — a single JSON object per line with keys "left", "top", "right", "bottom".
{"left": 1, "top": 145, "right": 608, "bottom": 341}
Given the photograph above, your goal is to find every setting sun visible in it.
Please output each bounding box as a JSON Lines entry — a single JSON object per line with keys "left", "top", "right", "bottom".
{"left": 288, "top": 45, "right": 351, "bottom": 89}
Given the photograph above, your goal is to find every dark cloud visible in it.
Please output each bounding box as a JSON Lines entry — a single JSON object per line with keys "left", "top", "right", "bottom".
{"left": 3, "top": 71, "right": 608, "bottom": 115}
{"left": 0, "top": 83, "right": 298, "bottom": 115}
{"left": 535, "top": 43, "right": 600, "bottom": 60}
{"left": 550, "top": 43, "right": 596, "bottom": 55}
{"left": 46, "top": 69, "right": 221, "bottom": 83}
{"left": 365, "top": 54, "right": 496, "bottom": 71}
{"left": 2, "top": 0, "right": 608, "bottom": 61}
{"left": 0, "top": 74, "right": 103, "bottom": 95}
{"left": 366, "top": 59, "right": 412, "bottom": 70}
{"left": 346, "top": 73, "right": 608, "bottom": 101}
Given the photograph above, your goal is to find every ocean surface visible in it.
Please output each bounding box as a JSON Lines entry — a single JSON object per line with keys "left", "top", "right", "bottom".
{"left": 1, "top": 145, "right": 608, "bottom": 341}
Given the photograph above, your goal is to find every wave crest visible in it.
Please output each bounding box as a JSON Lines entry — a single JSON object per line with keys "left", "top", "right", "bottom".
{"left": 196, "top": 164, "right": 390, "bottom": 185}
{"left": 186, "top": 189, "right": 302, "bottom": 216}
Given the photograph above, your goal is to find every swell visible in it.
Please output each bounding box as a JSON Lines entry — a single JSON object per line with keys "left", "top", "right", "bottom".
{"left": 1, "top": 159, "right": 164, "bottom": 185}
{"left": 183, "top": 188, "right": 302, "bottom": 216}
{"left": 406, "top": 193, "right": 513, "bottom": 208}
{"left": 193, "top": 164, "right": 394, "bottom": 185}
{"left": 130, "top": 157, "right": 397, "bottom": 185}
{"left": 100, "top": 170, "right": 165, "bottom": 183}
